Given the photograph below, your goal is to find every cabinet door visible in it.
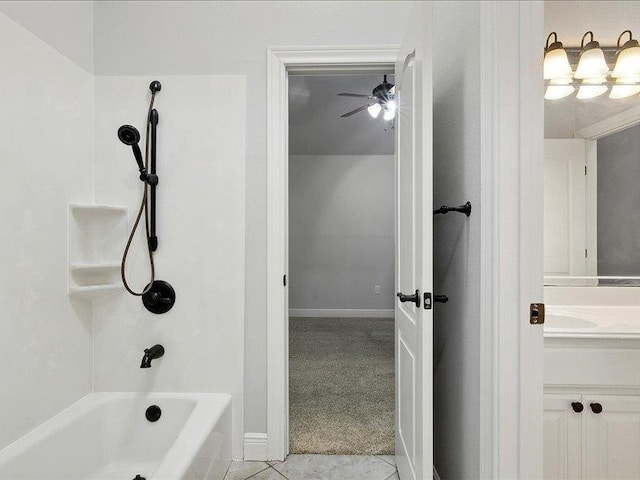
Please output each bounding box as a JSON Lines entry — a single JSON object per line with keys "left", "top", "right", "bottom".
{"left": 584, "top": 395, "right": 640, "bottom": 479}
{"left": 544, "top": 394, "right": 582, "bottom": 479}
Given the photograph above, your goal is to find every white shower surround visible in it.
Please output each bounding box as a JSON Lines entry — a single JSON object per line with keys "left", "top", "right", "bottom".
{"left": 92, "top": 75, "right": 246, "bottom": 458}
{"left": 0, "top": 392, "right": 232, "bottom": 480}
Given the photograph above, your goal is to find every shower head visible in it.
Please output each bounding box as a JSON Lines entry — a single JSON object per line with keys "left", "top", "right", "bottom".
{"left": 118, "top": 125, "right": 141, "bottom": 146}
{"left": 117, "top": 125, "right": 144, "bottom": 172}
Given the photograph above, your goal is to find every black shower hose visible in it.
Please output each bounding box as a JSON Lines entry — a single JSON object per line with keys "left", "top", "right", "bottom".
{"left": 120, "top": 92, "right": 157, "bottom": 296}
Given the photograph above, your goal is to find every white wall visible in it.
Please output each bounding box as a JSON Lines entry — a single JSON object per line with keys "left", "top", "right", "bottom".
{"left": 288, "top": 155, "right": 394, "bottom": 313}
{"left": 92, "top": 75, "right": 246, "bottom": 457}
{"left": 432, "top": 2, "right": 482, "bottom": 478}
{"left": 0, "top": 12, "right": 94, "bottom": 449}
{"left": 0, "top": 1, "right": 94, "bottom": 73}
{"left": 92, "top": 0, "right": 417, "bottom": 434}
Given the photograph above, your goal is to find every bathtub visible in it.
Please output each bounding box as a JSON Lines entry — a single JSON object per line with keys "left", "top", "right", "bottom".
{"left": 0, "top": 392, "right": 232, "bottom": 480}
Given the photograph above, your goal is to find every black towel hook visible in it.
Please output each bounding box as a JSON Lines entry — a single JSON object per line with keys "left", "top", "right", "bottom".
{"left": 433, "top": 201, "right": 472, "bottom": 217}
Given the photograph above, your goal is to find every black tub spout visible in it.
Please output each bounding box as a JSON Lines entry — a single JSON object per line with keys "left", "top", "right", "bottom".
{"left": 140, "top": 344, "right": 164, "bottom": 368}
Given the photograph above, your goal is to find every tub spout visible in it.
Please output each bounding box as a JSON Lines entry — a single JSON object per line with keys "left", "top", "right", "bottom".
{"left": 140, "top": 344, "right": 164, "bottom": 368}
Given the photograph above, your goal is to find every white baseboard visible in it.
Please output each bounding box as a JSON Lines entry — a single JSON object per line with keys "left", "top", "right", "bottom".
{"left": 243, "top": 433, "right": 268, "bottom": 461}
{"left": 433, "top": 466, "right": 442, "bottom": 480}
{"left": 289, "top": 308, "right": 394, "bottom": 318}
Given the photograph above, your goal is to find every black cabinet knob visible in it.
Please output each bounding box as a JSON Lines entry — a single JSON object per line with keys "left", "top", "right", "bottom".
{"left": 571, "top": 402, "right": 584, "bottom": 413}
{"left": 590, "top": 402, "right": 603, "bottom": 414}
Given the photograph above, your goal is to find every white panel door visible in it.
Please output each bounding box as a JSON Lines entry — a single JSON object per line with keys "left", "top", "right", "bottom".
{"left": 584, "top": 395, "right": 640, "bottom": 480}
{"left": 543, "top": 394, "right": 582, "bottom": 480}
{"left": 394, "top": 3, "right": 433, "bottom": 480}
{"left": 543, "top": 139, "right": 587, "bottom": 278}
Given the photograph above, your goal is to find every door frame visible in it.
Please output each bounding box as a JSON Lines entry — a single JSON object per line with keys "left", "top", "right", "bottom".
{"left": 478, "top": 2, "right": 544, "bottom": 478}
{"left": 265, "top": 46, "right": 399, "bottom": 461}
{"left": 265, "top": 3, "right": 545, "bottom": 473}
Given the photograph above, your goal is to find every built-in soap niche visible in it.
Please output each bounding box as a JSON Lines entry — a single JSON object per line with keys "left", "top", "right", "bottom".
{"left": 68, "top": 204, "right": 128, "bottom": 299}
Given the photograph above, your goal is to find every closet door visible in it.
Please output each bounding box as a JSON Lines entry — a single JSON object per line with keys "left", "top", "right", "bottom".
{"left": 584, "top": 395, "right": 640, "bottom": 479}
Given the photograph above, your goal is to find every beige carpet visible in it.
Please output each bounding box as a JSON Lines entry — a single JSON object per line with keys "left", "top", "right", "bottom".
{"left": 289, "top": 317, "right": 394, "bottom": 455}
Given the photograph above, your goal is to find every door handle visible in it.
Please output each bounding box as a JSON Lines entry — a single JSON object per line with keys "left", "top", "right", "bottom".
{"left": 397, "top": 289, "right": 420, "bottom": 308}
{"left": 571, "top": 402, "right": 584, "bottom": 413}
{"left": 590, "top": 402, "right": 603, "bottom": 414}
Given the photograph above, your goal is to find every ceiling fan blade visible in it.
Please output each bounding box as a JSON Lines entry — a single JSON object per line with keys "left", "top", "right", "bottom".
{"left": 340, "top": 104, "right": 371, "bottom": 118}
{"left": 338, "top": 93, "right": 376, "bottom": 99}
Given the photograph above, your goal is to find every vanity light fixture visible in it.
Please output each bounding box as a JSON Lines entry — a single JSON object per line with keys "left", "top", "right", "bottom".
{"left": 544, "top": 32, "right": 573, "bottom": 80}
{"left": 575, "top": 32, "right": 608, "bottom": 99}
{"left": 612, "top": 30, "right": 640, "bottom": 78}
{"left": 575, "top": 32, "right": 609, "bottom": 80}
{"left": 545, "top": 29, "right": 640, "bottom": 100}
{"left": 545, "top": 78, "right": 575, "bottom": 100}
{"left": 610, "top": 30, "right": 640, "bottom": 98}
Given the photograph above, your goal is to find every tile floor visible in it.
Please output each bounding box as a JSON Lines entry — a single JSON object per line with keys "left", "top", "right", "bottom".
{"left": 223, "top": 454, "right": 398, "bottom": 480}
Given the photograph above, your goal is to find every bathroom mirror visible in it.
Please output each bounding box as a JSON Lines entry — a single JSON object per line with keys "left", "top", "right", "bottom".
{"left": 544, "top": 90, "right": 640, "bottom": 286}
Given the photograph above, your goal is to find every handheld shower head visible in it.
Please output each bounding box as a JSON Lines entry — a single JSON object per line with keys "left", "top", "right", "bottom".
{"left": 117, "top": 125, "right": 144, "bottom": 172}
{"left": 118, "top": 125, "right": 140, "bottom": 145}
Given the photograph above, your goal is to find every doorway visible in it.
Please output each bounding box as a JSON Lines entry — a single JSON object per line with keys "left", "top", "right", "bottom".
{"left": 287, "top": 72, "right": 396, "bottom": 455}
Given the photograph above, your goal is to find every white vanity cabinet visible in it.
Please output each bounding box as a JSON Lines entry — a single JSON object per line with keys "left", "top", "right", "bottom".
{"left": 544, "top": 333, "right": 640, "bottom": 480}
{"left": 544, "top": 393, "right": 640, "bottom": 480}
{"left": 583, "top": 395, "right": 640, "bottom": 479}
{"left": 544, "top": 394, "right": 582, "bottom": 480}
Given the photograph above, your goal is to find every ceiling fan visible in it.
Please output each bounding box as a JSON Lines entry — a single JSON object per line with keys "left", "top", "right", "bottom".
{"left": 338, "top": 74, "right": 396, "bottom": 120}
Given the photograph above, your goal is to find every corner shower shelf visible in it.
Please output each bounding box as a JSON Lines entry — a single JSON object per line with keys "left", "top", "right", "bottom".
{"left": 68, "top": 204, "right": 128, "bottom": 299}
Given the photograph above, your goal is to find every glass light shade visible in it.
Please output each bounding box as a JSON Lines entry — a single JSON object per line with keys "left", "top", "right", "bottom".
{"left": 544, "top": 48, "right": 573, "bottom": 79}
{"left": 544, "top": 77, "right": 574, "bottom": 100}
{"left": 574, "top": 48, "right": 609, "bottom": 79}
{"left": 383, "top": 108, "right": 395, "bottom": 121}
{"left": 576, "top": 77, "right": 608, "bottom": 99}
{"left": 386, "top": 99, "right": 397, "bottom": 114}
{"left": 609, "top": 78, "right": 640, "bottom": 98}
{"left": 367, "top": 103, "right": 382, "bottom": 118}
{"left": 612, "top": 45, "right": 640, "bottom": 78}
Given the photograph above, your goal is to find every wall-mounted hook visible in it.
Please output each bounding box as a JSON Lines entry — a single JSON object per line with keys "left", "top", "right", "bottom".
{"left": 433, "top": 201, "right": 472, "bottom": 217}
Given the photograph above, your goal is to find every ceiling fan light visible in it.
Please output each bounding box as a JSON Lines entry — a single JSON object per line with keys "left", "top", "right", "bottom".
{"left": 368, "top": 103, "right": 382, "bottom": 118}
{"left": 386, "top": 99, "right": 397, "bottom": 113}
{"left": 383, "top": 108, "right": 395, "bottom": 121}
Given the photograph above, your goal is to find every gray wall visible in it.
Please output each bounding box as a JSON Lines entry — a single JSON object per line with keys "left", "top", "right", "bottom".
{"left": 0, "top": 1, "right": 93, "bottom": 73}
{"left": 597, "top": 124, "right": 640, "bottom": 277}
{"left": 289, "top": 155, "right": 394, "bottom": 311}
{"left": 92, "top": 0, "right": 416, "bottom": 434}
{"left": 432, "top": 2, "right": 482, "bottom": 478}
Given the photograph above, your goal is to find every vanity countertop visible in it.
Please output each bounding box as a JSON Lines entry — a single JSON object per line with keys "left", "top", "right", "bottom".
{"left": 545, "top": 305, "right": 640, "bottom": 339}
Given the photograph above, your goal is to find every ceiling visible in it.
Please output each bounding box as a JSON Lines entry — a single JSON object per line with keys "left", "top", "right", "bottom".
{"left": 289, "top": 74, "right": 394, "bottom": 156}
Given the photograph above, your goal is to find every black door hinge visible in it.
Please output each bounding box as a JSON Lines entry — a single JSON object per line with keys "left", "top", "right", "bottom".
{"left": 283, "top": 274, "right": 287, "bottom": 286}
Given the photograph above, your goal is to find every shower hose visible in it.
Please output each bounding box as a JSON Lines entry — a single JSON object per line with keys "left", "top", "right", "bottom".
{"left": 120, "top": 91, "right": 157, "bottom": 296}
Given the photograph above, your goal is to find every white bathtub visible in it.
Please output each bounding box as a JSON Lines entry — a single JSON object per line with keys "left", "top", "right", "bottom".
{"left": 0, "top": 392, "right": 232, "bottom": 480}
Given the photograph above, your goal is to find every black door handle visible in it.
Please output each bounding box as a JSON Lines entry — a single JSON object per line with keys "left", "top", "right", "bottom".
{"left": 397, "top": 289, "right": 420, "bottom": 308}
{"left": 571, "top": 402, "right": 584, "bottom": 413}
